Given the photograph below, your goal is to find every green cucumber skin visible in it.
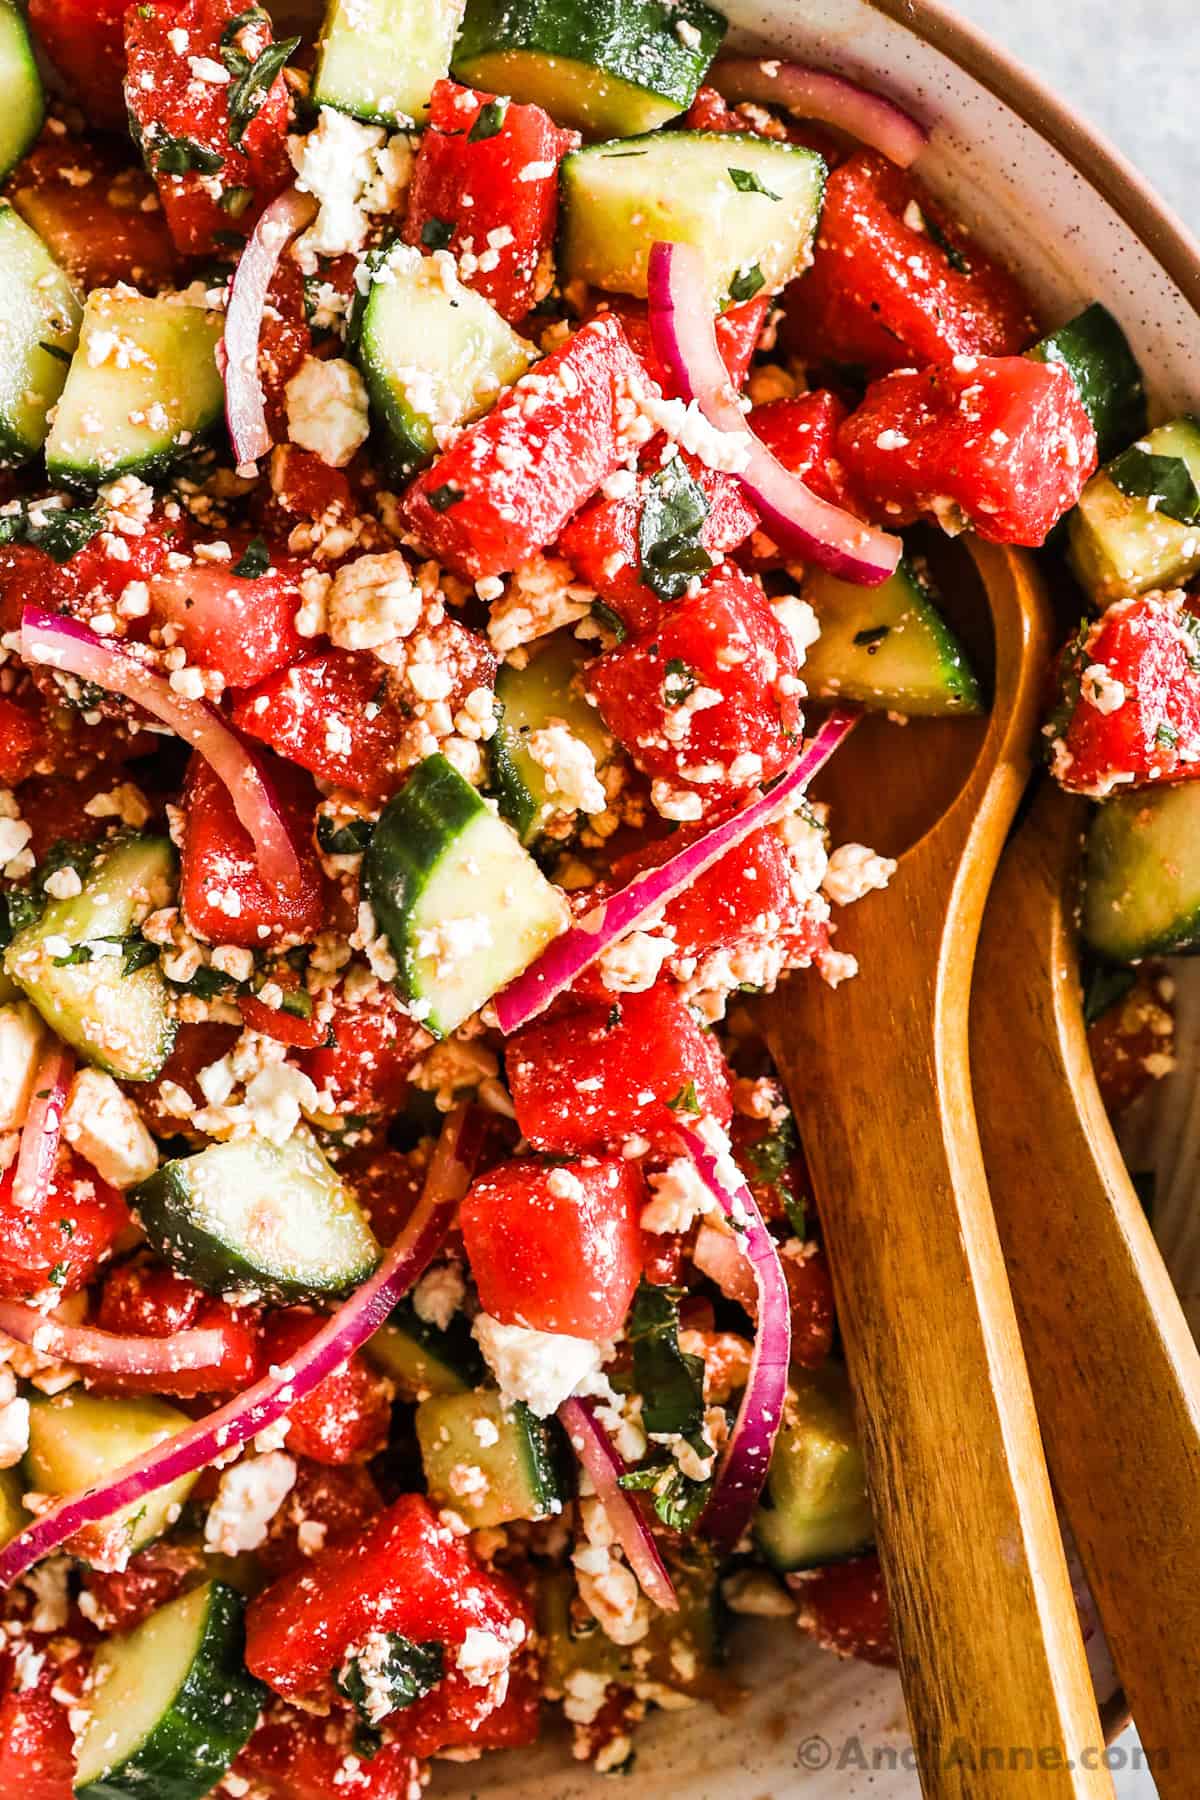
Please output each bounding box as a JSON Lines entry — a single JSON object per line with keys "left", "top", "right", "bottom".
{"left": 488, "top": 721, "right": 541, "bottom": 846}
{"left": 0, "top": 205, "right": 81, "bottom": 464}
{"left": 76, "top": 1583, "right": 266, "bottom": 1800}
{"left": 1067, "top": 414, "right": 1200, "bottom": 602}
{"left": 362, "top": 754, "right": 485, "bottom": 1016}
{"left": 802, "top": 555, "right": 983, "bottom": 717}
{"left": 1082, "top": 781, "right": 1200, "bottom": 962}
{"left": 452, "top": 0, "right": 725, "bottom": 118}
{"left": 0, "top": 5, "right": 44, "bottom": 186}
{"left": 1030, "top": 302, "right": 1146, "bottom": 464}
{"left": 416, "top": 1389, "right": 570, "bottom": 1524}
{"left": 367, "top": 1296, "right": 486, "bottom": 1396}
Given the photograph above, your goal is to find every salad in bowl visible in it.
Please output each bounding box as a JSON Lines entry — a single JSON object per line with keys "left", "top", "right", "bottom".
{"left": 0, "top": 0, "right": 1187, "bottom": 1791}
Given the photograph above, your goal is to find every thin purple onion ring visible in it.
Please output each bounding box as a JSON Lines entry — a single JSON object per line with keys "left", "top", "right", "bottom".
{"left": 494, "top": 706, "right": 859, "bottom": 1035}
{"left": 558, "top": 1396, "right": 679, "bottom": 1612}
{"left": 20, "top": 606, "right": 305, "bottom": 901}
{"left": 0, "top": 1104, "right": 482, "bottom": 1589}
{"left": 12, "top": 1043, "right": 71, "bottom": 1211}
{"left": 223, "top": 186, "right": 318, "bottom": 469}
{"left": 0, "top": 1302, "right": 231, "bottom": 1377}
{"left": 646, "top": 240, "right": 901, "bottom": 586}
{"left": 676, "top": 1123, "right": 791, "bottom": 1552}
{"left": 713, "top": 57, "right": 928, "bottom": 168}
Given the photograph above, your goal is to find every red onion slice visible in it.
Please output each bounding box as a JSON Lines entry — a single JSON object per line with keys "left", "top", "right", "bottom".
{"left": 646, "top": 240, "right": 901, "bottom": 585}
{"left": 558, "top": 1396, "right": 678, "bottom": 1613}
{"left": 0, "top": 1104, "right": 482, "bottom": 1589}
{"left": 676, "top": 1123, "right": 791, "bottom": 1552}
{"left": 20, "top": 606, "right": 305, "bottom": 901}
{"left": 494, "top": 706, "right": 859, "bottom": 1034}
{"left": 12, "top": 1044, "right": 72, "bottom": 1211}
{"left": 0, "top": 1302, "right": 229, "bottom": 1376}
{"left": 223, "top": 186, "right": 317, "bottom": 469}
{"left": 713, "top": 56, "right": 928, "bottom": 167}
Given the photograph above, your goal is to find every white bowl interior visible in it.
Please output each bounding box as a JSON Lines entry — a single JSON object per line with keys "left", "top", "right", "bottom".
{"left": 444, "top": 2, "right": 1200, "bottom": 1791}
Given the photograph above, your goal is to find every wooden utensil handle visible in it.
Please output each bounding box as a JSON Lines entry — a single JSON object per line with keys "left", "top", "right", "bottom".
{"left": 771, "top": 875, "right": 1112, "bottom": 1798}
{"left": 974, "top": 781, "right": 1200, "bottom": 1793}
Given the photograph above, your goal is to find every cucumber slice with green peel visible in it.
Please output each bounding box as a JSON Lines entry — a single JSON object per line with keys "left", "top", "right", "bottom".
{"left": 1068, "top": 415, "right": 1200, "bottom": 603}
{"left": 560, "top": 129, "right": 826, "bottom": 302}
{"left": 753, "top": 1363, "right": 874, "bottom": 1573}
{"left": 452, "top": 0, "right": 725, "bottom": 138}
{"left": 416, "top": 1389, "right": 569, "bottom": 1525}
{"left": 313, "top": 0, "right": 463, "bottom": 127}
{"left": 0, "top": 206, "right": 81, "bottom": 465}
{"left": 4, "top": 836, "right": 177, "bottom": 1081}
{"left": 133, "top": 1129, "right": 380, "bottom": 1304}
{"left": 801, "top": 555, "right": 983, "bottom": 716}
{"left": 364, "top": 753, "right": 569, "bottom": 1038}
{"left": 365, "top": 1296, "right": 484, "bottom": 1399}
{"left": 1029, "top": 302, "right": 1146, "bottom": 464}
{"left": 0, "top": 1466, "right": 28, "bottom": 1547}
{"left": 73, "top": 1581, "right": 265, "bottom": 1800}
{"left": 46, "top": 291, "right": 223, "bottom": 486}
{"left": 25, "top": 1391, "right": 198, "bottom": 1568}
{"left": 355, "top": 242, "right": 533, "bottom": 475}
{"left": 489, "top": 632, "right": 616, "bottom": 845}
{"left": 1082, "top": 780, "right": 1200, "bottom": 961}
{"left": 0, "top": 4, "right": 43, "bottom": 184}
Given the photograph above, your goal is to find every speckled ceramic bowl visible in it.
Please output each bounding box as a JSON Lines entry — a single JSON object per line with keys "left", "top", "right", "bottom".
{"left": 434, "top": 3, "right": 1200, "bottom": 1793}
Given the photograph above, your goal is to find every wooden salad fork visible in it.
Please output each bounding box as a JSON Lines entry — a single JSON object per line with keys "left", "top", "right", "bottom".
{"left": 973, "top": 777, "right": 1200, "bottom": 1793}
{"left": 765, "top": 540, "right": 1113, "bottom": 1797}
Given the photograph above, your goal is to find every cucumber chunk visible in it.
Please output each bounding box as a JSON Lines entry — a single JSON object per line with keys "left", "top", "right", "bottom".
{"left": 25, "top": 1391, "right": 197, "bottom": 1568}
{"left": 452, "top": 0, "right": 725, "bottom": 138}
{"left": 355, "top": 242, "right": 533, "bottom": 475}
{"left": 46, "top": 290, "right": 223, "bottom": 486}
{"left": 313, "top": 0, "right": 463, "bottom": 127}
{"left": 366, "top": 1295, "right": 484, "bottom": 1399}
{"left": 540, "top": 1551, "right": 725, "bottom": 1700}
{"left": 0, "top": 3, "right": 43, "bottom": 184}
{"left": 0, "top": 206, "right": 81, "bottom": 465}
{"left": 0, "top": 1466, "right": 28, "bottom": 1547}
{"left": 489, "top": 631, "right": 616, "bottom": 845}
{"left": 74, "top": 1581, "right": 265, "bottom": 1800}
{"left": 364, "top": 753, "right": 569, "bottom": 1038}
{"left": 1068, "top": 415, "right": 1200, "bottom": 603}
{"left": 560, "top": 129, "right": 825, "bottom": 302}
{"left": 1082, "top": 780, "right": 1200, "bottom": 961}
{"left": 753, "top": 1364, "right": 874, "bottom": 1573}
{"left": 133, "top": 1129, "right": 380, "bottom": 1303}
{"left": 1029, "top": 302, "right": 1146, "bottom": 464}
{"left": 416, "top": 1389, "right": 569, "bottom": 1524}
{"left": 801, "top": 555, "right": 983, "bottom": 716}
{"left": 4, "top": 836, "right": 177, "bottom": 1081}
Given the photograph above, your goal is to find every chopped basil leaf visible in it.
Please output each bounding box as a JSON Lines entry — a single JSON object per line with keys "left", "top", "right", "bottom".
{"left": 741, "top": 1108, "right": 806, "bottom": 1237}
{"left": 619, "top": 1458, "right": 712, "bottom": 1533}
{"left": 317, "top": 815, "right": 374, "bottom": 856}
{"left": 666, "top": 1078, "right": 700, "bottom": 1115}
{"left": 223, "top": 36, "right": 299, "bottom": 147}
{"left": 728, "top": 262, "right": 765, "bottom": 304}
{"left": 427, "top": 483, "right": 462, "bottom": 512}
{"left": 336, "top": 1632, "right": 444, "bottom": 1750}
{"left": 280, "top": 987, "right": 314, "bottom": 1020}
{"left": 232, "top": 534, "right": 271, "bottom": 578}
{"left": 1155, "top": 719, "right": 1180, "bottom": 749}
{"left": 218, "top": 185, "right": 253, "bottom": 217}
{"left": 172, "top": 964, "right": 242, "bottom": 1000}
{"left": 627, "top": 1278, "right": 705, "bottom": 1439}
{"left": 638, "top": 461, "right": 713, "bottom": 601}
{"left": 920, "top": 211, "right": 972, "bottom": 275}
{"left": 852, "top": 624, "right": 890, "bottom": 651}
{"left": 1082, "top": 963, "right": 1136, "bottom": 1028}
{"left": 219, "top": 4, "right": 271, "bottom": 43}
{"left": 153, "top": 133, "right": 225, "bottom": 176}
{"left": 590, "top": 600, "right": 627, "bottom": 643}
{"left": 0, "top": 500, "right": 104, "bottom": 563}
{"left": 662, "top": 658, "right": 698, "bottom": 707}
{"left": 121, "top": 937, "right": 159, "bottom": 977}
{"left": 421, "top": 216, "right": 455, "bottom": 251}
{"left": 728, "top": 166, "right": 780, "bottom": 200}
{"left": 467, "top": 99, "right": 508, "bottom": 142}
{"left": 1108, "top": 445, "right": 1200, "bottom": 525}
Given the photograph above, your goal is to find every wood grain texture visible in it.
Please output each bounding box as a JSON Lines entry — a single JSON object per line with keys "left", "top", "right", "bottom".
{"left": 973, "top": 777, "right": 1200, "bottom": 1793}
{"left": 767, "top": 542, "right": 1112, "bottom": 1796}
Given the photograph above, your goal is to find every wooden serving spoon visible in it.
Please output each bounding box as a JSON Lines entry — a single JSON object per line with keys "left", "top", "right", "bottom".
{"left": 972, "top": 777, "right": 1200, "bottom": 1792}
{"left": 765, "top": 540, "right": 1112, "bottom": 1797}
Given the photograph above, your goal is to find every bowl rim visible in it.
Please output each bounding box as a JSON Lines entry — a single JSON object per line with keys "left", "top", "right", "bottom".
{"left": 863, "top": 0, "right": 1191, "bottom": 1751}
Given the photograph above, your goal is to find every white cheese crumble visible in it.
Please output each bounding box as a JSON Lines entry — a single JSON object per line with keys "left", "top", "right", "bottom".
{"left": 327, "top": 551, "right": 421, "bottom": 651}
{"left": 771, "top": 595, "right": 821, "bottom": 664}
{"left": 1080, "top": 662, "right": 1127, "bottom": 715}
{"left": 285, "top": 357, "right": 370, "bottom": 468}
{"left": 526, "top": 725, "right": 607, "bottom": 815}
{"left": 204, "top": 1452, "right": 297, "bottom": 1554}
{"left": 411, "top": 1262, "right": 466, "bottom": 1332}
{"left": 61, "top": 1068, "right": 159, "bottom": 1189}
{"left": 289, "top": 107, "right": 413, "bottom": 267}
{"left": 635, "top": 394, "right": 751, "bottom": 474}
{"left": 821, "top": 842, "right": 897, "bottom": 908}
{"left": 473, "top": 1314, "right": 608, "bottom": 1417}
{"left": 0, "top": 1003, "right": 45, "bottom": 1133}
{"left": 641, "top": 1156, "right": 720, "bottom": 1235}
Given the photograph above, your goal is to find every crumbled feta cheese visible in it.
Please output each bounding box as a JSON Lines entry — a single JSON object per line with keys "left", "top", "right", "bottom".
{"left": 822, "top": 842, "right": 896, "bottom": 908}
{"left": 61, "top": 1068, "right": 159, "bottom": 1188}
{"left": 456, "top": 1624, "right": 518, "bottom": 1703}
{"left": 486, "top": 555, "right": 594, "bottom": 655}
{"left": 598, "top": 930, "right": 674, "bottom": 994}
{"left": 0, "top": 815, "right": 33, "bottom": 874}
{"left": 242, "top": 1064, "right": 319, "bottom": 1144}
{"left": 641, "top": 1156, "right": 719, "bottom": 1234}
{"left": 0, "top": 1396, "right": 30, "bottom": 1469}
{"left": 473, "top": 1314, "right": 607, "bottom": 1417}
{"left": 0, "top": 1003, "right": 46, "bottom": 1133}
{"left": 289, "top": 108, "right": 387, "bottom": 262}
{"left": 1080, "top": 662, "right": 1127, "bottom": 715}
{"left": 771, "top": 595, "right": 821, "bottom": 664}
{"left": 285, "top": 357, "right": 370, "bottom": 468}
{"left": 411, "top": 1262, "right": 466, "bottom": 1332}
{"left": 204, "top": 1453, "right": 297, "bottom": 1555}
{"left": 572, "top": 1542, "right": 650, "bottom": 1645}
{"left": 327, "top": 552, "right": 420, "bottom": 651}
{"left": 635, "top": 394, "right": 751, "bottom": 473}
{"left": 526, "top": 725, "right": 607, "bottom": 815}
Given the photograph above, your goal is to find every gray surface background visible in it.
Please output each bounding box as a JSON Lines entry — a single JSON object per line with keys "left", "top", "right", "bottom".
{"left": 947, "top": 4, "right": 1195, "bottom": 1792}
